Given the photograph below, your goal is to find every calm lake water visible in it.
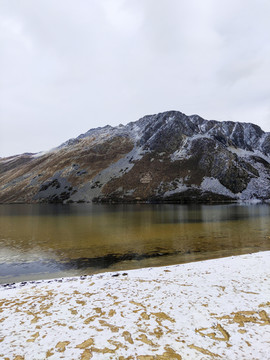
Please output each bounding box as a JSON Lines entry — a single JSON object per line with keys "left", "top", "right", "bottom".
{"left": 0, "top": 203, "right": 270, "bottom": 284}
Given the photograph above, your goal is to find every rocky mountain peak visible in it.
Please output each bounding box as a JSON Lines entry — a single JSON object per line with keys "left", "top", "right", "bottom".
{"left": 0, "top": 110, "right": 270, "bottom": 204}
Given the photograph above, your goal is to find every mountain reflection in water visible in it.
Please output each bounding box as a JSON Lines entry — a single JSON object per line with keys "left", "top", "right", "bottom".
{"left": 0, "top": 203, "right": 270, "bottom": 284}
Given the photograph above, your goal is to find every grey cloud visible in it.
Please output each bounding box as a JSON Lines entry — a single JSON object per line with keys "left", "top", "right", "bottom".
{"left": 1, "top": 0, "right": 270, "bottom": 157}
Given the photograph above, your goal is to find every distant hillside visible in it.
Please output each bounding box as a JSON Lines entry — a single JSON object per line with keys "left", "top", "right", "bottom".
{"left": 1, "top": 110, "right": 270, "bottom": 203}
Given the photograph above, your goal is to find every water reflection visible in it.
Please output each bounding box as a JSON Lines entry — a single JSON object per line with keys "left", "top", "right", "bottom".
{"left": 0, "top": 203, "right": 270, "bottom": 284}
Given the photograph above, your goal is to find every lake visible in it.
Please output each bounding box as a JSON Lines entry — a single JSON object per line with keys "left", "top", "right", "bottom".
{"left": 0, "top": 203, "right": 270, "bottom": 284}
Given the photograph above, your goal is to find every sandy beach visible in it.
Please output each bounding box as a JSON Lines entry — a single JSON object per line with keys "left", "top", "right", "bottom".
{"left": 0, "top": 251, "right": 270, "bottom": 359}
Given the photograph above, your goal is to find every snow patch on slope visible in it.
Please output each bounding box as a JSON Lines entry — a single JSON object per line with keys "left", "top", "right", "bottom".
{"left": 170, "top": 134, "right": 212, "bottom": 161}
{"left": 31, "top": 149, "right": 55, "bottom": 158}
{"left": 70, "top": 145, "right": 146, "bottom": 202}
{"left": 228, "top": 146, "right": 270, "bottom": 162}
{"left": 239, "top": 162, "right": 270, "bottom": 200}
{"left": 201, "top": 177, "right": 237, "bottom": 198}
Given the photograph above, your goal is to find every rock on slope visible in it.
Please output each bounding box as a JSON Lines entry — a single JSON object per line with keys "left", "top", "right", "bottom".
{"left": 1, "top": 110, "right": 270, "bottom": 203}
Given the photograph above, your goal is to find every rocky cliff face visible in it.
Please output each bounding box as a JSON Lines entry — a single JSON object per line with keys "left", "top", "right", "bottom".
{"left": 1, "top": 110, "right": 270, "bottom": 203}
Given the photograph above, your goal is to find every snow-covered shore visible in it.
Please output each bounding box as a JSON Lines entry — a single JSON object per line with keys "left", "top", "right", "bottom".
{"left": 1, "top": 252, "right": 270, "bottom": 360}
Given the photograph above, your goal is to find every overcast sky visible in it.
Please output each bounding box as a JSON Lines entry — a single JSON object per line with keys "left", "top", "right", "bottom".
{"left": 1, "top": 0, "right": 270, "bottom": 157}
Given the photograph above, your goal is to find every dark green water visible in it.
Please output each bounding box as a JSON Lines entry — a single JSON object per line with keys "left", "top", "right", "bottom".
{"left": 0, "top": 203, "right": 270, "bottom": 284}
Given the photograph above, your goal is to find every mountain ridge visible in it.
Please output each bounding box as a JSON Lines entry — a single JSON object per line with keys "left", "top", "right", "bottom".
{"left": 1, "top": 110, "right": 270, "bottom": 203}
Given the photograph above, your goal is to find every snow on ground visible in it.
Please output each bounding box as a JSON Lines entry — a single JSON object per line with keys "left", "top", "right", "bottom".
{"left": 0, "top": 252, "right": 270, "bottom": 360}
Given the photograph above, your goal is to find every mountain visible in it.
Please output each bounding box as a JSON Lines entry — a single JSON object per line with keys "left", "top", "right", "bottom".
{"left": 1, "top": 110, "right": 270, "bottom": 204}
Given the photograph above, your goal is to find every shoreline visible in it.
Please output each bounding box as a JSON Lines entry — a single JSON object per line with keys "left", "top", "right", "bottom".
{"left": 1, "top": 251, "right": 270, "bottom": 359}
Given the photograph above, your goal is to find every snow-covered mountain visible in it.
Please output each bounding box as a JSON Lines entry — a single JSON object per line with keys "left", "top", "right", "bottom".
{"left": 1, "top": 110, "right": 270, "bottom": 203}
